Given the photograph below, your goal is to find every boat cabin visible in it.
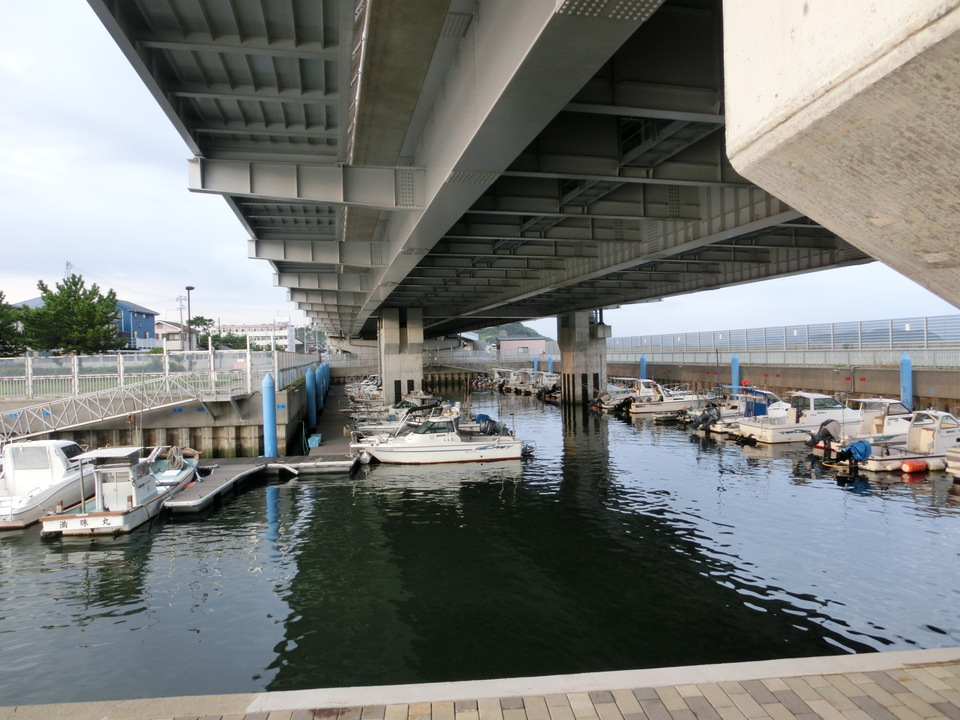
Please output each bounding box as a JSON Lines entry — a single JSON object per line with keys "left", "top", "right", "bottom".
{"left": 0, "top": 440, "right": 86, "bottom": 497}
{"left": 78, "top": 447, "right": 158, "bottom": 512}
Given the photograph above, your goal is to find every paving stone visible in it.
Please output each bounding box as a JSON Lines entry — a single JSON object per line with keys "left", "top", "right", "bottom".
{"left": 697, "top": 684, "right": 736, "bottom": 709}
{"left": 596, "top": 702, "right": 624, "bottom": 720}
{"left": 899, "top": 679, "right": 947, "bottom": 704}
{"left": 905, "top": 668, "right": 952, "bottom": 691}
{"left": 523, "top": 696, "right": 550, "bottom": 720}
{"left": 545, "top": 696, "right": 571, "bottom": 709}
{"left": 503, "top": 710, "right": 528, "bottom": 720}
{"left": 666, "top": 710, "right": 695, "bottom": 720}
{"left": 548, "top": 705, "right": 576, "bottom": 720}
{"left": 637, "top": 698, "right": 672, "bottom": 720}
{"left": 590, "top": 693, "right": 615, "bottom": 705}
{"left": 780, "top": 677, "right": 820, "bottom": 702}
{"left": 611, "top": 689, "right": 642, "bottom": 715}
{"left": 501, "top": 698, "right": 526, "bottom": 711}
{"left": 340, "top": 708, "right": 363, "bottom": 720}
{"left": 386, "top": 705, "right": 409, "bottom": 720}
{"left": 633, "top": 689, "right": 662, "bottom": 702}
{"left": 362, "top": 706, "right": 387, "bottom": 720}
{"left": 569, "top": 693, "right": 599, "bottom": 719}
{"left": 456, "top": 702, "right": 479, "bottom": 713}
{"left": 434, "top": 702, "right": 455, "bottom": 720}
{"left": 681, "top": 696, "right": 720, "bottom": 720}
{"left": 655, "top": 687, "right": 688, "bottom": 713}
{"left": 730, "top": 692, "right": 768, "bottom": 719}
{"left": 805, "top": 697, "right": 851, "bottom": 720}
{"left": 885, "top": 704, "right": 927, "bottom": 720}
{"left": 850, "top": 695, "right": 899, "bottom": 720}
{"left": 479, "top": 698, "right": 505, "bottom": 720}
{"left": 933, "top": 702, "right": 960, "bottom": 720}
{"left": 740, "top": 681, "right": 778, "bottom": 705}
{"left": 410, "top": 703, "right": 433, "bottom": 718}
{"left": 772, "top": 688, "right": 813, "bottom": 715}
{"left": 865, "top": 671, "right": 911, "bottom": 694}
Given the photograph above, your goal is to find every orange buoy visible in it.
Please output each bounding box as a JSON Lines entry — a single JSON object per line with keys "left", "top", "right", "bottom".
{"left": 900, "top": 459, "right": 927, "bottom": 473}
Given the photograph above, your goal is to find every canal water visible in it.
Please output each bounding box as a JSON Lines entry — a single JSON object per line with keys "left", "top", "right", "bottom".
{"left": 1, "top": 392, "right": 959, "bottom": 706}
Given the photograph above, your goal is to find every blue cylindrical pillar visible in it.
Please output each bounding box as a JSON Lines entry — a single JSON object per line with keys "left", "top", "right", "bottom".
{"left": 548, "top": 355, "right": 553, "bottom": 373}
{"left": 731, "top": 354, "right": 740, "bottom": 390}
{"left": 900, "top": 352, "right": 913, "bottom": 410}
{"left": 315, "top": 365, "right": 325, "bottom": 410}
{"left": 306, "top": 367, "right": 317, "bottom": 426}
{"left": 534, "top": 355, "right": 539, "bottom": 372}
{"left": 262, "top": 372, "right": 277, "bottom": 457}
{"left": 640, "top": 355, "right": 646, "bottom": 379}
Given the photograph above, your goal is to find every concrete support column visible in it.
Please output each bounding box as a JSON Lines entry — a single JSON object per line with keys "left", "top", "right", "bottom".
{"left": 557, "top": 311, "right": 610, "bottom": 405}
{"left": 379, "top": 307, "right": 424, "bottom": 404}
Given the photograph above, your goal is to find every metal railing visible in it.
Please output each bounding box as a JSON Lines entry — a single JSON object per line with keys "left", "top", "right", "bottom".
{"left": 606, "top": 314, "right": 960, "bottom": 369}
{"left": 0, "top": 348, "right": 321, "bottom": 403}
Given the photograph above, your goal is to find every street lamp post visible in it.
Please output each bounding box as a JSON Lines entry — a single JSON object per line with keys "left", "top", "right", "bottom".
{"left": 185, "top": 286, "right": 195, "bottom": 351}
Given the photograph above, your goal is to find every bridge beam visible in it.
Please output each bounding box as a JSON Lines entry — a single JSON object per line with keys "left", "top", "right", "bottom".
{"left": 188, "top": 158, "right": 425, "bottom": 211}
{"left": 724, "top": 0, "right": 960, "bottom": 309}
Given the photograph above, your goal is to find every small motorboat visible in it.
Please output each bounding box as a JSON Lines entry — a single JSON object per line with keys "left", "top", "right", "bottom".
{"left": 39, "top": 446, "right": 200, "bottom": 537}
{"left": 351, "top": 415, "right": 534, "bottom": 465}
{"left": 829, "top": 409, "right": 960, "bottom": 473}
{"left": 0, "top": 439, "right": 93, "bottom": 530}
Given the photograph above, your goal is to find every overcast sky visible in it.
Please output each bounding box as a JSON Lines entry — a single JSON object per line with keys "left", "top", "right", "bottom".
{"left": 2, "top": 2, "right": 957, "bottom": 338}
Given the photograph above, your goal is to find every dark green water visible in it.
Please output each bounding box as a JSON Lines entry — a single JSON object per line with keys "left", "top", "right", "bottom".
{"left": 2, "top": 393, "right": 959, "bottom": 706}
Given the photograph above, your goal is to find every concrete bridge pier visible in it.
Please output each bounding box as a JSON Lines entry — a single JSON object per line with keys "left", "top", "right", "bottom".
{"left": 379, "top": 307, "right": 424, "bottom": 405}
{"left": 557, "top": 311, "right": 610, "bottom": 405}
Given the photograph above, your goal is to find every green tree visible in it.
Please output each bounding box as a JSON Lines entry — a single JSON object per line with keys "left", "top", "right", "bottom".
{"left": 20, "top": 274, "right": 125, "bottom": 354}
{"left": 0, "top": 291, "right": 26, "bottom": 356}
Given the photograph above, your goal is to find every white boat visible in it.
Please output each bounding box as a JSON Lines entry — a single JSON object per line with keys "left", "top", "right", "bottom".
{"left": 805, "top": 397, "right": 914, "bottom": 450}
{"left": 351, "top": 416, "right": 534, "bottom": 464}
{"left": 732, "top": 391, "right": 862, "bottom": 444}
{"left": 688, "top": 387, "right": 791, "bottom": 434}
{"left": 0, "top": 439, "right": 93, "bottom": 530}
{"left": 39, "top": 446, "right": 199, "bottom": 537}
{"left": 831, "top": 409, "right": 960, "bottom": 473}
{"left": 627, "top": 379, "right": 711, "bottom": 415}
{"left": 592, "top": 378, "right": 642, "bottom": 412}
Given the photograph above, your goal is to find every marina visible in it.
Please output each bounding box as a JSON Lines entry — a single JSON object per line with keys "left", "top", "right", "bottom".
{"left": 0, "top": 389, "right": 958, "bottom": 712}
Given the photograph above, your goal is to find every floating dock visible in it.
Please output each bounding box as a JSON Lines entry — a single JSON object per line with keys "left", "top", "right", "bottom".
{"left": 164, "top": 462, "right": 267, "bottom": 513}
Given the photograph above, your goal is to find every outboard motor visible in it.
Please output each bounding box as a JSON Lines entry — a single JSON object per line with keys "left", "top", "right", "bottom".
{"left": 805, "top": 419, "right": 842, "bottom": 448}
{"left": 693, "top": 404, "right": 722, "bottom": 431}
{"left": 835, "top": 439, "right": 872, "bottom": 464}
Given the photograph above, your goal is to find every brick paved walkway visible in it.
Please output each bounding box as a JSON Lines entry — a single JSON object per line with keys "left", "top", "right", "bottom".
{"left": 3, "top": 647, "right": 959, "bottom": 720}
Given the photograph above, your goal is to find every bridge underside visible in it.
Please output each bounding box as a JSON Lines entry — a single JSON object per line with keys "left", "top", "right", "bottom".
{"left": 90, "top": 0, "right": 878, "bottom": 342}
{"left": 724, "top": 2, "right": 960, "bottom": 314}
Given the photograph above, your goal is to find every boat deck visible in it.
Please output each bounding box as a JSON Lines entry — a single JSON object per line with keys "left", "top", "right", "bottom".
{"left": 2, "top": 646, "right": 958, "bottom": 720}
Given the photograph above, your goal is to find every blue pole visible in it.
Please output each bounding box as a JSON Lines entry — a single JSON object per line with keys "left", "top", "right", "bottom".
{"left": 262, "top": 372, "right": 277, "bottom": 457}
{"left": 306, "top": 367, "right": 317, "bottom": 427}
{"left": 731, "top": 354, "right": 740, "bottom": 390}
{"left": 640, "top": 355, "right": 646, "bottom": 379}
{"left": 316, "top": 365, "right": 327, "bottom": 410}
{"left": 900, "top": 352, "right": 913, "bottom": 410}
{"left": 548, "top": 355, "right": 553, "bottom": 373}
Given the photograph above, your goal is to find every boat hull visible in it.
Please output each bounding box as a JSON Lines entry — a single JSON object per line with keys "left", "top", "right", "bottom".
{"left": 0, "top": 478, "right": 88, "bottom": 530}
{"left": 366, "top": 439, "right": 525, "bottom": 464}
{"left": 39, "top": 467, "right": 195, "bottom": 537}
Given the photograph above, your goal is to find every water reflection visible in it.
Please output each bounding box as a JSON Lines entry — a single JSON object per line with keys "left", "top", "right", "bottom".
{"left": 0, "top": 393, "right": 958, "bottom": 706}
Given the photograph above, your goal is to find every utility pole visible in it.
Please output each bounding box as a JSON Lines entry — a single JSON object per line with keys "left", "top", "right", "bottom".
{"left": 176, "top": 295, "right": 186, "bottom": 350}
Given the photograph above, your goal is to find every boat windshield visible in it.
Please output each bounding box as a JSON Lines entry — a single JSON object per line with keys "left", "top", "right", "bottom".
{"left": 412, "top": 420, "right": 455, "bottom": 435}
